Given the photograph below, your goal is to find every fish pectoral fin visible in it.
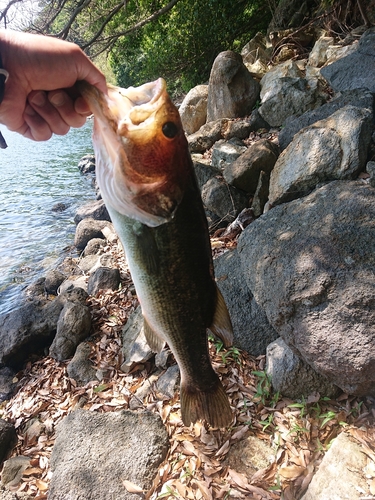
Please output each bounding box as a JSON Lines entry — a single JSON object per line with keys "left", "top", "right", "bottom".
{"left": 180, "top": 377, "right": 232, "bottom": 428}
{"left": 132, "top": 222, "right": 160, "bottom": 274}
{"left": 143, "top": 318, "right": 165, "bottom": 353}
{"left": 208, "top": 286, "right": 233, "bottom": 348}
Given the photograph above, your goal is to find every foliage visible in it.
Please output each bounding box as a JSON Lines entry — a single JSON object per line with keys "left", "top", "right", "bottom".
{"left": 111, "top": 0, "right": 273, "bottom": 94}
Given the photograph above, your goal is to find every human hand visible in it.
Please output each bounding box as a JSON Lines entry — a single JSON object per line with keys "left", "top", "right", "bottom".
{"left": 0, "top": 29, "right": 107, "bottom": 141}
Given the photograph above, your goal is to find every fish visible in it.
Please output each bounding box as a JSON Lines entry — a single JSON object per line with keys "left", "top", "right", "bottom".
{"left": 78, "top": 78, "right": 234, "bottom": 427}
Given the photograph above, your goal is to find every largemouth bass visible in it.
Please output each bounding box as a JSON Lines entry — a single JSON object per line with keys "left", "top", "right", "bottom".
{"left": 79, "top": 78, "right": 233, "bottom": 427}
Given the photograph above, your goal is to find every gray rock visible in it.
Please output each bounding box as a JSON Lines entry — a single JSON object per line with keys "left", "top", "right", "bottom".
{"left": 211, "top": 139, "right": 247, "bottom": 171}
{"left": 238, "top": 180, "right": 375, "bottom": 396}
{"left": 49, "top": 409, "right": 169, "bottom": 500}
{"left": 1, "top": 456, "right": 30, "bottom": 488}
{"left": 192, "top": 160, "right": 218, "bottom": 190}
{"left": 214, "top": 249, "right": 278, "bottom": 356}
{"left": 224, "top": 434, "right": 274, "bottom": 479}
{"left": 156, "top": 365, "right": 180, "bottom": 399}
{"left": 59, "top": 278, "right": 88, "bottom": 294}
{"left": 201, "top": 176, "right": 249, "bottom": 223}
{"left": 78, "top": 154, "right": 95, "bottom": 175}
{"left": 83, "top": 237, "right": 106, "bottom": 256}
{"left": 0, "top": 485, "right": 32, "bottom": 499}
{"left": 188, "top": 119, "right": 226, "bottom": 153}
{"left": 279, "top": 88, "right": 374, "bottom": 150}
{"left": 59, "top": 287, "right": 89, "bottom": 305}
{"left": 224, "top": 139, "right": 279, "bottom": 193}
{"left": 269, "top": 106, "right": 373, "bottom": 206}
{"left": 367, "top": 161, "right": 375, "bottom": 188}
{"left": 74, "top": 199, "right": 111, "bottom": 224}
{"left": 87, "top": 266, "right": 121, "bottom": 295}
{"left": 74, "top": 218, "right": 108, "bottom": 250}
{"left": 251, "top": 170, "right": 270, "bottom": 217}
{"left": 179, "top": 84, "right": 208, "bottom": 135}
{"left": 222, "top": 119, "right": 253, "bottom": 140}
{"left": 259, "top": 77, "right": 326, "bottom": 127}
{"left": 207, "top": 51, "right": 260, "bottom": 122}
{"left": 320, "top": 27, "right": 375, "bottom": 93}
{"left": 49, "top": 302, "right": 92, "bottom": 361}
{"left": 266, "top": 338, "right": 338, "bottom": 399}
{"left": 67, "top": 342, "right": 98, "bottom": 385}
{"left": 121, "top": 307, "right": 154, "bottom": 373}
{"left": 77, "top": 254, "right": 100, "bottom": 274}
{"left": 248, "top": 108, "right": 271, "bottom": 131}
{"left": 301, "top": 432, "right": 369, "bottom": 500}
{"left": 0, "top": 420, "right": 17, "bottom": 465}
{"left": 44, "top": 269, "right": 66, "bottom": 295}
{"left": 0, "top": 298, "right": 64, "bottom": 369}
{"left": 307, "top": 36, "right": 335, "bottom": 68}
{"left": 0, "top": 367, "right": 17, "bottom": 402}
{"left": 260, "top": 60, "right": 303, "bottom": 100}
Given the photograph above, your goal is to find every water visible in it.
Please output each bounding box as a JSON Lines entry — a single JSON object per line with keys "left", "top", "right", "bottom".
{"left": 0, "top": 121, "right": 96, "bottom": 315}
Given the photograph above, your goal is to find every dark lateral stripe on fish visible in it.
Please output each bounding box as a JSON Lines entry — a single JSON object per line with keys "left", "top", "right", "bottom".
{"left": 180, "top": 377, "right": 232, "bottom": 428}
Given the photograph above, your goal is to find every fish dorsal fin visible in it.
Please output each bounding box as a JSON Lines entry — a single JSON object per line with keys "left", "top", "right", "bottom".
{"left": 131, "top": 222, "right": 160, "bottom": 275}
{"left": 144, "top": 317, "right": 165, "bottom": 353}
{"left": 209, "top": 286, "right": 233, "bottom": 348}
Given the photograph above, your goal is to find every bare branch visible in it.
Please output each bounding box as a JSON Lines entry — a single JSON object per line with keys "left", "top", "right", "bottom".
{"left": 81, "top": 2, "right": 124, "bottom": 50}
{"left": 0, "top": 0, "right": 24, "bottom": 27}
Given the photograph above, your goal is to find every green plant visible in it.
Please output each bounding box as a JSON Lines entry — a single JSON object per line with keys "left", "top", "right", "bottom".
{"left": 252, "top": 370, "right": 272, "bottom": 404}
{"left": 157, "top": 485, "right": 179, "bottom": 498}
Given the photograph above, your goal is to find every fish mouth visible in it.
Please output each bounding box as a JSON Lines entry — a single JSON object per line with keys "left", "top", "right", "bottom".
{"left": 78, "top": 78, "right": 186, "bottom": 227}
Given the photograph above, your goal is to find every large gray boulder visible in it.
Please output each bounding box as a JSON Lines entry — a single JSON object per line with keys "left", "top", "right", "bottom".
{"left": 201, "top": 176, "right": 248, "bottom": 223}
{"left": 269, "top": 105, "right": 373, "bottom": 206}
{"left": 188, "top": 119, "right": 226, "bottom": 153}
{"left": 179, "top": 84, "right": 208, "bottom": 135}
{"left": 278, "top": 88, "right": 374, "bottom": 151}
{"left": 259, "top": 77, "right": 326, "bottom": 127}
{"left": 49, "top": 409, "right": 169, "bottom": 500}
{"left": 320, "top": 27, "right": 375, "bottom": 92}
{"left": 207, "top": 51, "right": 260, "bottom": 122}
{"left": 214, "top": 250, "right": 278, "bottom": 355}
{"left": 74, "top": 218, "right": 110, "bottom": 250}
{"left": 238, "top": 180, "right": 375, "bottom": 396}
{"left": 74, "top": 199, "right": 111, "bottom": 225}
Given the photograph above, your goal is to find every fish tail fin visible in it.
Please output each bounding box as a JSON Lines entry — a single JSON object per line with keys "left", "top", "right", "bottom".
{"left": 209, "top": 286, "right": 233, "bottom": 348}
{"left": 180, "top": 377, "right": 232, "bottom": 428}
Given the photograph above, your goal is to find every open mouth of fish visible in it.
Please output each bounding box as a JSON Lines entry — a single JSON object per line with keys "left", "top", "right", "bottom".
{"left": 78, "top": 78, "right": 188, "bottom": 227}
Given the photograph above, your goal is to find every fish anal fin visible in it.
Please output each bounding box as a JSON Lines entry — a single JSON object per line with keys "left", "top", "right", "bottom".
{"left": 209, "top": 286, "right": 233, "bottom": 348}
{"left": 180, "top": 377, "right": 232, "bottom": 428}
{"left": 144, "top": 318, "right": 165, "bottom": 353}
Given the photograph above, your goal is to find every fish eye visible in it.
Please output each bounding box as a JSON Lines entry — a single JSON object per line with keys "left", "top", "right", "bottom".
{"left": 162, "top": 122, "right": 178, "bottom": 139}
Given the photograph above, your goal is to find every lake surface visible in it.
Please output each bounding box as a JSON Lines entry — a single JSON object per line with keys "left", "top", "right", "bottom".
{"left": 0, "top": 121, "right": 96, "bottom": 315}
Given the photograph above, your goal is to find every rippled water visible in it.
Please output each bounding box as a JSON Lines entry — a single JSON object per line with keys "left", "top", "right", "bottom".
{"left": 0, "top": 121, "right": 96, "bottom": 314}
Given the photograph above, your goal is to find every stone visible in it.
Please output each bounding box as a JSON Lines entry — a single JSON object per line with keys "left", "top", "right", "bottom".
{"left": 260, "top": 60, "right": 303, "bottom": 100}
{"left": 266, "top": 338, "right": 338, "bottom": 399}
{"left": 270, "top": 105, "right": 373, "bottom": 206}
{"left": 224, "top": 434, "right": 274, "bottom": 480}
{"left": 367, "top": 161, "right": 375, "bottom": 188}
{"left": 192, "top": 160, "right": 218, "bottom": 190}
{"left": 278, "top": 88, "right": 374, "bottom": 151}
{"left": 0, "top": 419, "right": 17, "bottom": 464}
{"left": 49, "top": 302, "right": 92, "bottom": 361}
{"left": 211, "top": 139, "right": 247, "bottom": 171}
{"left": 179, "top": 84, "right": 208, "bottom": 135}
{"left": 74, "top": 218, "right": 108, "bottom": 250}
{"left": 87, "top": 266, "right": 121, "bottom": 295}
{"left": 83, "top": 237, "right": 106, "bottom": 256}
{"left": 188, "top": 119, "right": 227, "bottom": 153}
{"left": 121, "top": 307, "right": 154, "bottom": 373}
{"left": 77, "top": 154, "right": 95, "bottom": 175}
{"left": 74, "top": 199, "right": 111, "bottom": 225}
{"left": 214, "top": 249, "right": 278, "bottom": 356}
{"left": 222, "top": 119, "right": 253, "bottom": 140}
{"left": 44, "top": 269, "right": 66, "bottom": 295}
{"left": 1, "top": 456, "right": 30, "bottom": 488}
{"left": 238, "top": 180, "right": 375, "bottom": 396}
{"left": 224, "top": 139, "right": 279, "bottom": 194}
{"left": 241, "top": 32, "right": 269, "bottom": 66}
{"left": 0, "top": 485, "right": 32, "bottom": 499}
{"left": 207, "top": 51, "right": 260, "bottom": 122}
{"left": 77, "top": 254, "right": 100, "bottom": 274}
{"left": 307, "top": 36, "right": 335, "bottom": 67}
{"left": 201, "top": 177, "right": 249, "bottom": 223}
{"left": 251, "top": 170, "right": 270, "bottom": 217}
{"left": 259, "top": 77, "right": 325, "bottom": 127}
{"left": 49, "top": 409, "right": 169, "bottom": 500}
{"left": 248, "top": 108, "right": 271, "bottom": 131}
{"left": 321, "top": 28, "right": 375, "bottom": 92}
{"left": 156, "top": 365, "right": 180, "bottom": 399}
{"left": 301, "top": 432, "right": 369, "bottom": 500}
{"left": 0, "top": 367, "right": 17, "bottom": 402}
{"left": 0, "top": 297, "right": 65, "bottom": 369}
{"left": 67, "top": 342, "right": 98, "bottom": 385}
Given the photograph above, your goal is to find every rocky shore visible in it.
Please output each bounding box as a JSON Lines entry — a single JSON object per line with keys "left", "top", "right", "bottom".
{"left": 0, "top": 23, "right": 375, "bottom": 500}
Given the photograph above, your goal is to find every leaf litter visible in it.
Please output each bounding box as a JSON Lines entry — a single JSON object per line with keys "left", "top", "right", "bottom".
{"left": 0, "top": 235, "right": 374, "bottom": 500}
